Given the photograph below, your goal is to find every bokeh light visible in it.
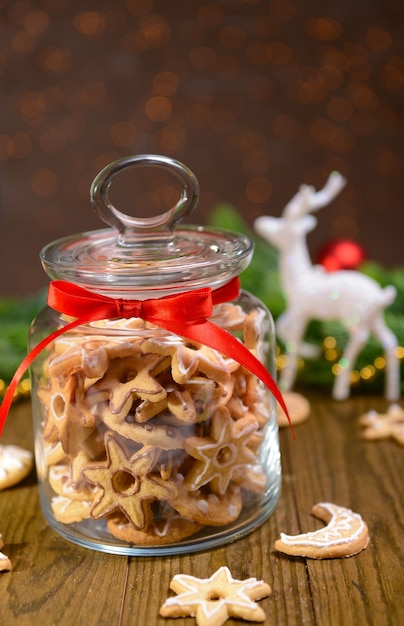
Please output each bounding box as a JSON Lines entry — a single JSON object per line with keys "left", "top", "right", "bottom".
{"left": 0, "top": 0, "right": 403, "bottom": 296}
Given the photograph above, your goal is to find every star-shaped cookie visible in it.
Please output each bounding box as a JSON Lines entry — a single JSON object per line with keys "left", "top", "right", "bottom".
{"left": 38, "top": 373, "right": 95, "bottom": 455}
{"left": 142, "top": 338, "right": 236, "bottom": 384}
{"left": 184, "top": 407, "right": 258, "bottom": 495}
{"left": 93, "top": 353, "right": 168, "bottom": 416}
{"left": 359, "top": 404, "right": 404, "bottom": 445}
{"left": 159, "top": 565, "right": 271, "bottom": 626}
{"left": 83, "top": 434, "right": 177, "bottom": 529}
{"left": 47, "top": 334, "right": 142, "bottom": 379}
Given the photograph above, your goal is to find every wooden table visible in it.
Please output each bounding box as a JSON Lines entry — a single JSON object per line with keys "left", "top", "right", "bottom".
{"left": 0, "top": 392, "right": 403, "bottom": 626}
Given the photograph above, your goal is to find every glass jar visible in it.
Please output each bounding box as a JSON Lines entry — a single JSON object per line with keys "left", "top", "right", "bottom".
{"left": 29, "top": 155, "right": 281, "bottom": 555}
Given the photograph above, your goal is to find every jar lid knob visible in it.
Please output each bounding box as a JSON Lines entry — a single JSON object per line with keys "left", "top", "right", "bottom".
{"left": 90, "top": 154, "right": 200, "bottom": 246}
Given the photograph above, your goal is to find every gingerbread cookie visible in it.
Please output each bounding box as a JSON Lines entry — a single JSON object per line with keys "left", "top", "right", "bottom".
{"left": 243, "top": 309, "right": 267, "bottom": 358}
{"left": 0, "top": 551, "right": 12, "bottom": 572}
{"left": 0, "top": 443, "right": 33, "bottom": 490}
{"left": 0, "top": 534, "right": 11, "bottom": 572}
{"left": 82, "top": 435, "right": 177, "bottom": 530}
{"left": 93, "top": 353, "right": 168, "bottom": 414}
{"left": 43, "top": 440, "right": 67, "bottom": 467}
{"left": 38, "top": 373, "right": 95, "bottom": 455}
{"left": 170, "top": 481, "right": 243, "bottom": 526}
{"left": 183, "top": 377, "right": 235, "bottom": 423}
{"left": 48, "top": 464, "right": 101, "bottom": 502}
{"left": 274, "top": 502, "right": 370, "bottom": 559}
{"left": 51, "top": 495, "right": 94, "bottom": 524}
{"left": 160, "top": 565, "right": 271, "bottom": 626}
{"left": 277, "top": 391, "right": 310, "bottom": 428}
{"left": 211, "top": 302, "right": 246, "bottom": 331}
{"left": 47, "top": 334, "right": 142, "bottom": 379}
{"left": 107, "top": 507, "right": 203, "bottom": 546}
{"left": 183, "top": 408, "right": 259, "bottom": 495}
{"left": 359, "top": 404, "right": 404, "bottom": 445}
{"left": 98, "top": 402, "right": 189, "bottom": 450}
{"left": 142, "top": 338, "right": 236, "bottom": 384}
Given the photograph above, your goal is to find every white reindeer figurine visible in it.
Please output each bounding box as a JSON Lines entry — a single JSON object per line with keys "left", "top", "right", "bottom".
{"left": 254, "top": 172, "right": 399, "bottom": 401}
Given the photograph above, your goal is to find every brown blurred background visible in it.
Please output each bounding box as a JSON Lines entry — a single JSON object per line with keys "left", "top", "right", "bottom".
{"left": 1, "top": 0, "right": 403, "bottom": 297}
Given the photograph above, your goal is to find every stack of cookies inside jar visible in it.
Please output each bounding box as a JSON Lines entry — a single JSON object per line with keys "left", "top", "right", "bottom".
{"left": 35, "top": 301, "right": 276, "bottom": 547}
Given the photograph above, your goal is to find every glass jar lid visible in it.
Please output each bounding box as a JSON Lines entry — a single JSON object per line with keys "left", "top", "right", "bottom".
{"left": 40, "top": 155, "right": 253, "bottom": 296}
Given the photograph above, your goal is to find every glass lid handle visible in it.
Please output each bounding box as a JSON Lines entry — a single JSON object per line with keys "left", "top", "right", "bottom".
{"left": 90, "top": 154, "right": 200, "bottom": 246}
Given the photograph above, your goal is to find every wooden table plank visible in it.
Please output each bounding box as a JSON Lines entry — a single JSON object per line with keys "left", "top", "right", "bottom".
{"left": 0, "top": 393, "right": 403, "bottom": 625}
{"left": 280, "top": 393, "right": 404, "bottom": 626}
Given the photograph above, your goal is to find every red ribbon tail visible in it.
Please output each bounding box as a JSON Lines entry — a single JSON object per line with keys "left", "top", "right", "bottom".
{"left": 0, "top": 317, "right": 85, "bottom": 436}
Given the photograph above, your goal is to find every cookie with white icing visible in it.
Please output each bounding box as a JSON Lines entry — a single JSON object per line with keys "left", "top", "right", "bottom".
{"left": 107, "top": 509, "right": 203, "bottom": 546}
{"left": 0, "top": 551, "right": 12, "bottom": 572}
{"left": 275, "top": 502, "right": 370, "bottom": 559}
{"left": 51, "top": 495, "right": 93, "bottom": 524}
{"left": 0, "top": 533, "right": 11, "bottom": 572}
{"left": 0, "top": 444, "right": 33, "bottom": 490}
{"left": 359, "top": 404, "right": 404, "bottom": 445}
{"left": 160, "top": 565, "right": 271, "bottom": 625}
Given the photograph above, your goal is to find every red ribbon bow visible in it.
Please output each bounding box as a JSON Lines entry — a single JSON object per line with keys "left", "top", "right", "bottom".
{"left": 0, "top": 277, "right": 292, "bottom": 435}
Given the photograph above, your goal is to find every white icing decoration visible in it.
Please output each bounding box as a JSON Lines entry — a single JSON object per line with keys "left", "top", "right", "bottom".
{"left": 52, "top": 495, "right": 92, "bottom": 513}
{"left": 186, "top": 414, "right": 256, "bottom": 493}
{"left": 279, "top": 503, "right": 366, "bottom": 547}
{"left": 227, "top": 504, "right": 238, "bottom": 517}
{"left": 164, "top": 566, "right": 268, "bottom": 616}
{"left": 0, "top": 444, "right": 33, "bottom": 479}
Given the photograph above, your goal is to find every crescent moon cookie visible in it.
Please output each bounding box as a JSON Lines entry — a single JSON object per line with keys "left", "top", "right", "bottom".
{"left": 275, "top": 502, "right": 370, "bottom": 559}
{"left": 160, "top": 565, "right": 271, "bottom": 626}
{"left": 0, "top": 443, "right": 34, "bottom": 491}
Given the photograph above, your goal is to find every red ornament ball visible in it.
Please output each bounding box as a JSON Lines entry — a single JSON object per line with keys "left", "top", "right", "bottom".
{"left": 315, "top": 239, "right": 367, "bottom": 272}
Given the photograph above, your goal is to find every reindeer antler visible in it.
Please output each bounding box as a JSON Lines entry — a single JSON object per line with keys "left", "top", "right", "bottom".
{"left": 284, "top": 171, "right": 346, "bottom": 218}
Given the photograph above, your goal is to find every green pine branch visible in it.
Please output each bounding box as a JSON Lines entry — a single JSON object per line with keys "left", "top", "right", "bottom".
{"left": 0, "top": 290, "right": 46, "bottom": 382}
